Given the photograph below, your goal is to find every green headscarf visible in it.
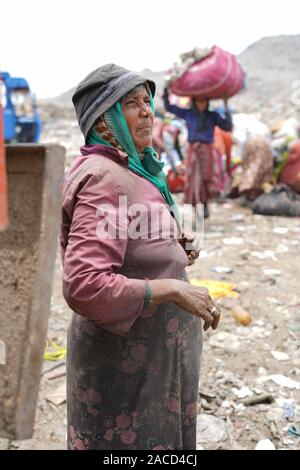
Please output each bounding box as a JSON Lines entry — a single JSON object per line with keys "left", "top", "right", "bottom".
{"left": 86, "top": 90, "right": 179, "bottom": 223}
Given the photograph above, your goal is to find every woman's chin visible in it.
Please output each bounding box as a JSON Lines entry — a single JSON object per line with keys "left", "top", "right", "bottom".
{"left": 136, "top": 139, "right": 152, "bottom": 153}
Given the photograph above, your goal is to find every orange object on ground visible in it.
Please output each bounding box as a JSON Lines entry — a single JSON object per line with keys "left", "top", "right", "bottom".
{"left": 0, "top": 99, "right": 8, "bottom": 231}
{"left": 231, "top": 305, "right": 252, "bottom": 326}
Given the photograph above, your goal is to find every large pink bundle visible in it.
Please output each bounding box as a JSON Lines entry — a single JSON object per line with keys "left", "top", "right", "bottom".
{"left": 169, "top": 46, "right": 245, "bottom": 99}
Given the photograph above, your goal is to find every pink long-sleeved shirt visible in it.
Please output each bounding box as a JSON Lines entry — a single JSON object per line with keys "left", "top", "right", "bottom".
{"left": 61, "top": 145, "right": 188, "bottom": 335}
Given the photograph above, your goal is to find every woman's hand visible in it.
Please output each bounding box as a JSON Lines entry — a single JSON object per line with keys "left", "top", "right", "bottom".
{"left": 148, "top": 279, "right": 221, "bottom": 331}
{"left": 179, "top": 232, "right": 201, "bottom": 266}
{"left": 174, "top": 282, "right": 221, "bottom": 331}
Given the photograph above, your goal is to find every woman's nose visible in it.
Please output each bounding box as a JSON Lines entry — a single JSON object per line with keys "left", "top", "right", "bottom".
{"left": 140, "top": 103, "right": 151, "bottom": 117}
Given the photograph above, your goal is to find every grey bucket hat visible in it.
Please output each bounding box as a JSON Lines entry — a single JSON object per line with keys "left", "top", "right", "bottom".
{"left": 72, "top": 64, "right": 156, "bottom": 139}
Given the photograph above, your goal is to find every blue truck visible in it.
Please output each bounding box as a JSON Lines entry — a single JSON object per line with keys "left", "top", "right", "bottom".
{"left": 0, "top": 72, "right": 42, "bottom": 143}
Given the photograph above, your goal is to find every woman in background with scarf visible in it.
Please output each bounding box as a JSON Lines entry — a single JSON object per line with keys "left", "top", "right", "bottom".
{"left": 279, "top": 140, "right": 300, "bottom": 193}
{"left": 61, "top": 64, "right": 220, "bottom": 450}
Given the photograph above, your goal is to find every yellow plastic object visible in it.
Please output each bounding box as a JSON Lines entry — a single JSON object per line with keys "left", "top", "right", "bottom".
{"left": 44, "top": 339, "right": 66, "bottom": 361}
{"left": 262, "top": 182, "right": 273, "bottom": 193}
{"left": 190, "top": 279, "right": 239, "bottom": 299}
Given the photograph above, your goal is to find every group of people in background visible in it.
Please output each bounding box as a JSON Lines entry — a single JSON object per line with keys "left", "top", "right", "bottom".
{"left": 153, "top": 82, "right": 300, "bottom": 218}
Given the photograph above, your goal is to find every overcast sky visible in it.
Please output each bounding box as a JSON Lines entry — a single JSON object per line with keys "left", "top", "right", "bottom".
{"left": 1, "top": 0, "right": 299, "bottom": 98}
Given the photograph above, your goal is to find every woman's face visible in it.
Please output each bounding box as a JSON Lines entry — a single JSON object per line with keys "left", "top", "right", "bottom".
{"left": 289, "top": 141, "right": 300, "bottom": 162}
{"left": 194, "top": 97, "right": 208, "bottom": 112}
{"left": 122, "top": 85, "right": 154, "bottom": 153}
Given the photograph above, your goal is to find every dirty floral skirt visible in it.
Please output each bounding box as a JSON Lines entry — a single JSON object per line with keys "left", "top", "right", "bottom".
{"left": 67, "top": 302, "right": 202, "bottom": 450}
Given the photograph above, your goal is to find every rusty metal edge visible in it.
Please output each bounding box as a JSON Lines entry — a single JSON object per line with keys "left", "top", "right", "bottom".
{"left": 12, "top": 144, "right": 65, "bottom": 440}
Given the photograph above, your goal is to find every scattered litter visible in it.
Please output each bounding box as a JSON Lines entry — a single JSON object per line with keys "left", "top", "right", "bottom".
{"left": 197, "top": 414, "right": 228, "bottom": 444}
{"left": 263, "top": 269, "right": 282, "bottom": 277}
{"left": 282, "top": 402, "right": 295, "bottom": 421}
{"left": 231, "top": 305, "right": 252, "bottom": 326}
{"left": 232, "top": 386, "right": 253, "bottom": 399}
{"left": 233, "top": 403, "right": 246, "bottom": 412}
{"left": 46, "top": 369, "right": 66, "bottom": 381}
{"left": 287, "top": 425, "right": 300, "bottom": 438}
{"left": 236, "top": 225, "right": 256, "bottom": 232}
{"left": 255, "top": 439, "right": 276, "bottom": 450}
{"left": 209, "top": 332, "right": 240, "bottom": 352}
{"left": 241, "top": 394, "right": 274, "bottom": 406}
{"left": 273, "top": 227, "right": 289, "bottom": 234}
{"left": 42, "top": 359, "right": 66, "bottom": 376}
{"left": 223, "top": 237, "right": 244, "bottom": 245}
{"left": 275, "top": 244, "right": 289, "bottom": 254}
{"left": 270, "top": 374, "right": 300, "bottom": 389}
{"left": 199, "top": 391, "right": 217, "bottom": 402}
{"left": 46, "top": 382, "right": 66, "bottom": 406}
{"left": 190, "top": 279, "right": 239, "bottom": 299}
{"left": 290, "top": 323, "right": 300, "bottom": 332}
{"left": 230, "top": 214, "right": 245, "bottom": 222}
{"left": 258, "top": 367, "right": 267, "bottom": 376}
{"left": 211, "top": 266, "right": 233, "bottom": 274}
{"left": 271, "top": 351, "right": 289, "bottom": 361}
{"left": 44, "top": 339, "right": 66, "bottom": 362}
{"left": 251, "top": 250, "right": 277, "bottom": 261}
{"left": 240, "top": 250, "right": 250, "bottom": 259}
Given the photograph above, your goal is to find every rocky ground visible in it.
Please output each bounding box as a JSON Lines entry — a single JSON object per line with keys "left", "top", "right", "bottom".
{"left": 1, "top": 115, "right": 299, "bottom": 451}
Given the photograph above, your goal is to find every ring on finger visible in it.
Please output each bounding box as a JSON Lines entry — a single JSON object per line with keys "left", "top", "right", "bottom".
{"left": 211, "top": 306, "right": 218, "bottom": 315}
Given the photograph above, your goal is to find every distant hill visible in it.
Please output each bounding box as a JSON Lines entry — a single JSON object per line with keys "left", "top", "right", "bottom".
{"left": 231, "top": 34, "right": 300, "bottom": 123}
{"left": 41, "top": 34, "right": 300, "bottom": 124}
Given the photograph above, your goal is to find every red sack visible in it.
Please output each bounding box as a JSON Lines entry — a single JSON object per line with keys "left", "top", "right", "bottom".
{"left": 167, "top": 166, "right": 186, "bottom": 193}
{"left": 169, "top": 46, "right": 245, "bottom": 99}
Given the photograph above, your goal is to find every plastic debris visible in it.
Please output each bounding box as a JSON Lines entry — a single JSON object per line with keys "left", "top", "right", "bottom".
{"left": 232, "top": 386, "right": 253, "bottom": 399}
{"left": 282, "top": 402, "right": 295, "bottom": 421}
{"left": 271, "top": 351, "right": 289, "bottom": 361}
{"left": 263, "top": 269, "right": 282, "bottom": 277}
{"left": 231, "top": 305, "right": 252, "bottom": 326}
{"left": 46, "top": 382, "right": 66, "bottom": 406}
{"left": 287, "top": 425, "right": 300, "bottom": 438}
{"left": 270, "top": 374, "right": 300, "bottom": 389}
{"left": 230, "top": 214, "right": 245, "bottom": 222}
{"left": 42, "top": 360, "right": 66, "bottom": 376}
{"left": 273, "top": 227, "right": 289, "bottom": 234}
{"left": 44, "top": 339, "right": 66, "bottom": 361}
{"left": 251, "top": 250, "right": 277, "bottom": 261}
{"left": 209, "top": 332, "right": 241, "bottom": 352}
{"left": 197, "top": 414, "right": 228, "bottom": 444}
{"left": 241, "top": 394, "right": 274, "bottom": 406}
{"left": 211, "top": 266, "right": 233, "bottom": 274}
{"left": 275, "top": 244, "right": 289, "bottom": 254}
{"left": 255, "top": 439, "right": 276, "bottom": 450}
{"left": 236, "top": 225, "right": 256, "bottom": 232}
{"left": 223, "top": 237, "right": 244, "bottom": 245}
{"left": 190, "top": 279, "right": 238, "bottom": 299}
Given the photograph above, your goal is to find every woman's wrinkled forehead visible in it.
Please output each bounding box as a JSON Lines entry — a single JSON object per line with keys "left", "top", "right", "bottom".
{"left": 122, "top": 84, "right": 150, "bottom": 101}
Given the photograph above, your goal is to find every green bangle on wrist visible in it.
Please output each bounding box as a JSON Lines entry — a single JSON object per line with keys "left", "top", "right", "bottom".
{"left": 144, "top": 285, "right": 152, "bottom": 309}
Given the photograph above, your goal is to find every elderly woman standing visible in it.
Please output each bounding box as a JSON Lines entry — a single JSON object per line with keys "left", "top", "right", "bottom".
{"left": 61, "top": 64, "right": 220, "bottom": 450}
